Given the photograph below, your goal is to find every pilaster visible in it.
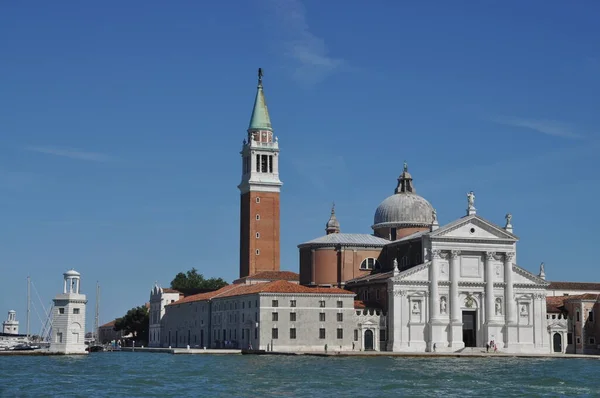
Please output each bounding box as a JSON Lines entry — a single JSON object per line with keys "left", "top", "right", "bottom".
{"left": 449, "top": 250, "right": 464, "bottom": 349}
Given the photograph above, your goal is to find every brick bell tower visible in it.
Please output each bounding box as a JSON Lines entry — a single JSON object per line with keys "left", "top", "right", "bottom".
{"left": 238, "top": 68, "right": 282, "bottom": 278}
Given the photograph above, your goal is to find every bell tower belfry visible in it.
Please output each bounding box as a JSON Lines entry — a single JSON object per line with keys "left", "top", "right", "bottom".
{"left": 238, "top": 69, "right": 282, "bottom": 278}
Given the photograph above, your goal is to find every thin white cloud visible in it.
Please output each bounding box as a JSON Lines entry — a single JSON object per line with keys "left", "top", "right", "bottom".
{"left": 263, "top": 0, "right": 344, "bottom": 85}
{"left": 26, "top": 146, "right": 113, "bottom": 162}
{"left": 494, "top": 117, "right": 583, "bottom": 139}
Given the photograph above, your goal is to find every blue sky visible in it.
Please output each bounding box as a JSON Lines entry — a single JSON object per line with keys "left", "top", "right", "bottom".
{"left": 1, "top": 1, "right": 599, "bottom": 333}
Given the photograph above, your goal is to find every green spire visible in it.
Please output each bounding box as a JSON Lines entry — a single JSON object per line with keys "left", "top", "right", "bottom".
{"left": 248, "top": 68, "right": 272, "bottom": 131}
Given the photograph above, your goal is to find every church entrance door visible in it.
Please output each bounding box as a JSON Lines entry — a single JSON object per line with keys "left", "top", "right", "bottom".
{"left": 364, "top": 330, "right": 374, "bottom": 351}
{"left": 553, "top": 333, "right": 562, "bottom": 353}
{"left": 462, "top": 311, "right": 476, "bottom": 347}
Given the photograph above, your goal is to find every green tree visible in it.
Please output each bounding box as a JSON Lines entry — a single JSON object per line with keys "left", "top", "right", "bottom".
{"left": 170, "top": 268, "right": 228, "bottom": 296}
{"left": 114, "top": 305, "right": 149, "bottom": 344}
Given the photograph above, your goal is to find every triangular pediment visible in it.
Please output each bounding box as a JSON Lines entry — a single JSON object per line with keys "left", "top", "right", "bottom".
{"left": 512, "top": 265, "right": 549, "bottom": 286}
{"left": 393, "top": 262, "right": 430, "bottom": 282}
{"left": 429, "top": 215, "right": 517, "bottom": 241}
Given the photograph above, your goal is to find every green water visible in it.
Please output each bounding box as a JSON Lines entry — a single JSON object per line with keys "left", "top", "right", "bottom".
{"left": 1, "top": 353, "right": 599, "bottom": 397}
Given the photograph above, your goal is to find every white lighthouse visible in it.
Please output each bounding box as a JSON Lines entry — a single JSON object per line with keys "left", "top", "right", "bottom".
{"left": 49, "top": 269, "right": 88, "bottom": 354}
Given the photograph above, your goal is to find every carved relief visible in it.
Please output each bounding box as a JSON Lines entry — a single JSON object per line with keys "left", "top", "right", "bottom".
{"left": 505, "top": 252, "right": 515, "bottom": 262}
{"left": 485, "top": 251, "right": 496, "bottom": 260}
{"left": 431, "top": 250, "right": 442, "bottom": 260}
{"left": 394, "top": 290, "right": 407, "bottom": 297}
{"left": 465, "top": 293, "right": 475, "bottom": 308}
{"left": 440, "top": 263, "right": 447, "bottom": 275}
{"left": 495, "top": 265, "right": 502, "bottom": 277}
{"left": 520, "top": 304, "right": 529, "bottom": 317}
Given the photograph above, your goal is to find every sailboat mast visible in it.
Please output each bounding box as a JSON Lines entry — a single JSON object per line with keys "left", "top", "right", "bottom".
{"left": 26, "top": 275, "right": 31, "bottom": 339}
{"left": 94, "top": 282, "right": 100, "bottom": 342}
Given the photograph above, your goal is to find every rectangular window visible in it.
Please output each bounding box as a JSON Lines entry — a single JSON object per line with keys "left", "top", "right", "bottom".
{"left": 319, "top": 328, "right": 326, "bottom": 339}
{"left": 256, "top": 155, "right": 260, "bottom": 172}
{"left": 319, "top": 313, "right": 326, "bottom": 322}
{"left": 577, "top": 312, "right": 580, "bottom": 322}
{"left": 272, "top": 300, "right": 279, "bottom": 307}
{"left": 73, "top": 308, "right": 80, "bottom": 314}
{"left": 269, "top": 155, "right": 273, "bottom": 173}
{"left": 591, "top": 337, "right": 596, "bottom": 345}
{"left": 589, "top": 311, "right": 594, "bottom": 322}
{"left": 58, "top": 308, "right": 65, "bottom": 314}
{"left": 261, "top": 155, "right": 268, "bottom": 173}
{"left": 290, "top": 300, "right": 296, "bottom": 307}
{"left": 255, "top": 328, "right": 258, "bottom": 339}
{"left": 337, "top": 313, "right": 343, "bottom": 322}
{"left": 272, "top": 328, "right": 278, "bottom": 339}
{"left": 290, "top": 328, "right": 296, "bottom": 339}
{"left": 337, "top": 300, "right": 343, "bottom": 308}
{"left": 577, "top": 337, "right": 581, "bottom": 344}
{"left": 242, "top": 314, "right": 245, "bottom": 322}
{"left": 242, "top": 329, "right": 245, "bottom": 339}
{"left": 56, "top": 332, "right": 63, "bottom": 343}
{"left": 319, "top": 300, "right": 326, "bottom": 308}
{"left": 290, "top": 312, "right": 296, "bottom": 322}
{"left": 272, "top": 312, "right": 278, "bottom": 322}
{"left": 354, "top": 329, "right": 359, "bottom": 342}
{"left": 255, "top": 312, "right": 258, "bottom": 322}
{"left": 337, "top": 328, "right": 343, "bottom": 339}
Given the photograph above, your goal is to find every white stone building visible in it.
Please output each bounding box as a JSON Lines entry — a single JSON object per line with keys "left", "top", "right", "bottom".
{"left": 347, "top": 191, "right": 550, "bottom": 353}
{"left": 2, "top": 310, "right": 19, "bottom": 335}
{"left": 148, "top": 284, "right": 182, "bottom": 347}
{"left": 159, "top": 277, "right": 371, "bottom": 352}
{"left": 49, "top": 269, "right": 88, "bottom": 354}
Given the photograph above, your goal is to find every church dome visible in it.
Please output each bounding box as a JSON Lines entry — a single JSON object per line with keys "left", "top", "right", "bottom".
{"left": 64, "top": 269, "right": 80, "bottom": 277}
{"left": 372, "top": 164, "right": 434, "bottom": 230}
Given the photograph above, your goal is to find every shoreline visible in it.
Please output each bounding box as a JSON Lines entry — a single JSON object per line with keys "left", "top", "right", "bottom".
{"left": 3, "top": 347, "right": 599, "bottom": 360}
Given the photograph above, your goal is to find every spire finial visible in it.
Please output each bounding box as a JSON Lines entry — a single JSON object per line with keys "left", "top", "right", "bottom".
{"left": 403, "top": 161, "right": 408, "bottom": 172}
{"left": 331, "top": 202, "right": 335, "bottom": 214}
{"left": 325, "top": 202, "right": 340, "bottom": 235}
{"left": 258, "top": 68, "right": 263, "bottom": 86}
{"left": 395, "top": 163, "right": 415, "bottom": 194}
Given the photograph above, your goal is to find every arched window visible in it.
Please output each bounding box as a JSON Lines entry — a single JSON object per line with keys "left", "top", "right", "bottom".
{"left": 360, "top": 258, "right": 380, "bottom": 270}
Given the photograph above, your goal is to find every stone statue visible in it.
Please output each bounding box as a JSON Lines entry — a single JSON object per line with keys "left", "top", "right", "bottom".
{"left": 521, "top": 305, "right": 528, "bottom": 316}
{"left": 540, "top": 262, "right": 545, "bottom": 275}
{"left": 412, "top": 302, "right": 420, "bottom": 314}
{"left": 440, "top": 297, "right": 447, "bottom": 314}
{"left": 403, "top": 161, "right": 408, "bottom": 172}
{"left": 432, "top": 208, "right": 437, "bottom": 224}
{"left": 467, "top": 191, "right": 475, "bottom": 208}
{"left": 505, "top": 213, "right": 512, "bottom": 226}
{"left": 275, "top": 136, "right": 279, "bottom": 143}
{"left": 495, "top": 298, "right": 502, "bottom": 315}
{"left": 393, "top": 257, "right": 399, "bottom": 270}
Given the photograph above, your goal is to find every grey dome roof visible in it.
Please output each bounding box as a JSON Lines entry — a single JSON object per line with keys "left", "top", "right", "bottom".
{"left": 373, "top": 193, "right": 433, "bottom": 228}
{"left": 372, "top": 163, "right": 434, "bottom": 230}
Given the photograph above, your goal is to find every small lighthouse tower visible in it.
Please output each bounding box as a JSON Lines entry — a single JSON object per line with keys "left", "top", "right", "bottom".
{"left": 2, "top": 310, "right": 19, "bottom": 334}
{"left": 49, "top": 269, "right": 88, "bottom": 354}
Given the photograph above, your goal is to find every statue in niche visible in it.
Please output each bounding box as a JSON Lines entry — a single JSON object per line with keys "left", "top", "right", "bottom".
{"left": 495, "top": 298, "right": 502, "bottom": 316}
{"left": 412, "top": 302, "right": 420, "bottom": 314}
{"left": 520, "top": 305, "right": 528, "bottom": 316}
{"left": 440, "top": 263, "right": 446, "bottom": 275}
{"left": 467, "top": 191, "right": 476, "bottom": 208}
{"left": 465, "top": 294, "right": 475, "bottom": 308}
{"left": 495, "top": 265, "right": 501, "bottom": 276}
{"left": 440, "top": 297, "right": 447, "bottom": 314}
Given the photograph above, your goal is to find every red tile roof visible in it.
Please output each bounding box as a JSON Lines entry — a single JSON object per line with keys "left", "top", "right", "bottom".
{"left": 162, "top": 288, "right": 182, "bottom": 294}
{"left": 167, "top": 280, "right": 353, "bottom": 305}
{"left": 216, "top": 280, "right": 354, "bottom": 299}
{"left": 546, "top": 296, "right": 566, "bottom": 313}
{"left": 354, "top": 300, "right": 383, "bottom": 310}
{"left": 564, "top": 293, "right": 600, "bottom": 302}
{"left": 547, "top": 281, "right": 600, "bottom": 291}
{"left": 100, "top": 320, "right": 116, "bottom": 328}
{"left": 233, "top": 271, "right": 299, "bottom": 284}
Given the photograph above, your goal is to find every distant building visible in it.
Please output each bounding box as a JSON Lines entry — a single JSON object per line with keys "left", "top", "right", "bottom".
{"left": 2, "top": 310, "right": 19, "bottom": 335}
{"left": 97, "top": 320, "right": 126, "bottom": 344}
{"left": 148, "top": 285, "right": 183, "bottom": 347}
{"left": 49, "top": 269, "right": 87, "bottom": 354}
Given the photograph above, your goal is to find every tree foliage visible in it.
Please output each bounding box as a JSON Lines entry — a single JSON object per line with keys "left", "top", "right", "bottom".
{"left": 170, "top": 268, "right": 228, "bottom": 296}
{"left": 114, "top": 305, "right": 149, "bottom": 343}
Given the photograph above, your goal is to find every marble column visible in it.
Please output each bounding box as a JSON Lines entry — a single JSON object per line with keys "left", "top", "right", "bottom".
{"left": 430, "top": 250, "right": 441, "bottom": 321}
{"left": 485, "top": 251, "right": 495, "bottom": 323}
{"left": 504, "top": 252, "right": 515, "bottom": 324}
{"left": 450, "top": 250, "right": 461, "bottom": 322}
